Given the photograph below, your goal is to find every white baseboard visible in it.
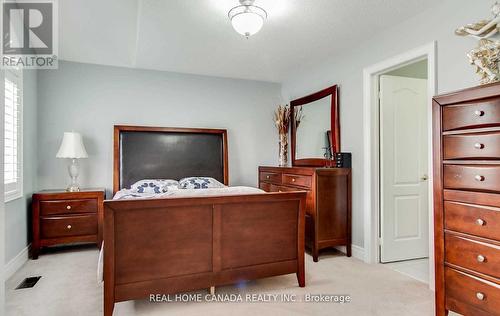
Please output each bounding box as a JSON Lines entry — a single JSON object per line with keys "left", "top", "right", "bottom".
{"left": 351, "top": 245, "right": 365, "bottom": 260}
{"left": 334, "top": 244, "right": 364, "bottom": 261}
{"left": 4, "top": 245, "right": 30, "bottom": 280}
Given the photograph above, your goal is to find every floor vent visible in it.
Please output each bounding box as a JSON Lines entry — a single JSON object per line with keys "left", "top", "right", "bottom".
{"left": 15, "top": 276, "right": 42, "bottom": 289}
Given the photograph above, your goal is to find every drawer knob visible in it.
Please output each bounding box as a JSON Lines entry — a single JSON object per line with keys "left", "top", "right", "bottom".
{"left": 476, "top": 218, "right": 485, "bottom": 226}
{"left": 266, "top": 175, "right": 270, "bottom": 179}
{"left": 67, "top": 225, "right": 72, "bottom": 230}
{"left": 475, "top": 175, "right": 485, "bottom": 182}
{"left": 474, "top": 143, "right": 485, "bottom": 149}
{"left": 66, "top": 205, "right": 72, "bottom": 210}
{"left": 477, "top": 255, "right": 486, "bottom": 263}
{"left": 292, "top": 178, "right": 296, "bottom": 182}
{"left": 474, "top": 110, "right": 485, "bottom": 117}
{"left": 476, "top": 292, "right": 485, "bottom": 301}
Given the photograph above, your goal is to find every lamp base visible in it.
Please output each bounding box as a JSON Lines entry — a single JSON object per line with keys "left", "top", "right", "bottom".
{"left": 66, "top": 185, "right": 81, "bottom": 192}
{"left": 67, "top": 158, "right": 81, "bottom": 192}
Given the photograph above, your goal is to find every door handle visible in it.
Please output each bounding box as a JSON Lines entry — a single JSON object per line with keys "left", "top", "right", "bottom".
{"left": 421, "top": 175, "right": 428, "bottom": 181}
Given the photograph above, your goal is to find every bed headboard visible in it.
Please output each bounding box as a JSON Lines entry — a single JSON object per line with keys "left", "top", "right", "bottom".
{"left": 113, "top": 125, "right": 228, "bottom": 194}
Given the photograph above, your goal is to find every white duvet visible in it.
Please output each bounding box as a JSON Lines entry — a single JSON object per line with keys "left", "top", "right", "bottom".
{"left": 112, "top": 185, "right": 264, "bottom": 200}
{"left": 97, "top": 186, "right": 265, "bottom": 282}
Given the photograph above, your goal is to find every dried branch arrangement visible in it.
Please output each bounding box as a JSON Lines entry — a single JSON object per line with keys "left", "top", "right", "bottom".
{"left": 274, "top": 105, "right": 291, "bottom": 135}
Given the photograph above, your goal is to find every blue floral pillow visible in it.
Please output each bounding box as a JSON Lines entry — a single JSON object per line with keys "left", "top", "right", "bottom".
{"left": 130, "top": 179, "right": 179, "bottom": 194}
{"left": 179, "top": 177, "right": 225, "bottom": 189}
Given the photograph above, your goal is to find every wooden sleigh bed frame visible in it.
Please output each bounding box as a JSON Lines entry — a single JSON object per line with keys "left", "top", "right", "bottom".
{"left": 103, "top": 126, "right": 306, "bottom": 316}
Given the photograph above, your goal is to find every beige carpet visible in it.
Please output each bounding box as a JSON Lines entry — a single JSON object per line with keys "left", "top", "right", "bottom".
{"left": 6, "top": 246, "right": 434, "bottom": 316}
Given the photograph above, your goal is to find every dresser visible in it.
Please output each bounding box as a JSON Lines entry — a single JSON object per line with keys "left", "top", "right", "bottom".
{"left": 433, "top": 83, "right": 500, "bottom": 316}
{"left": 31, "top": 189, "right": 105, "bottom": 259}
{"left": 259, "top": 166, "right": 351, "bottom": 261}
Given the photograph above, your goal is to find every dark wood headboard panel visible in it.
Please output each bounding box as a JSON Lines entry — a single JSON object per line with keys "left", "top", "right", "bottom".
{"left": 113, "top": 126, "right": 228, "bottom": 194}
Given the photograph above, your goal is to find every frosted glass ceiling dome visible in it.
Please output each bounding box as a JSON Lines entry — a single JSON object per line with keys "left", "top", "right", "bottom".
{"left": 228, "top": 0, "right": 267, "bottom": 38}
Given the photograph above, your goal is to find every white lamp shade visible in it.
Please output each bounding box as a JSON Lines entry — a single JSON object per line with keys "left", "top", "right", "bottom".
{"left": 231, "top": 12, "right": 264, "bottom": 37}
{"left": 228, "top": 2, "right": 267, "bottom": 38}
{"left": 56, "top": 132, "right": 88, "bottom": 159}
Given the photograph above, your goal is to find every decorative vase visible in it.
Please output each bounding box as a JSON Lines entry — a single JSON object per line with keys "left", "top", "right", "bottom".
{"left": 278, "top": 133, "right": 288, "bottom": 167}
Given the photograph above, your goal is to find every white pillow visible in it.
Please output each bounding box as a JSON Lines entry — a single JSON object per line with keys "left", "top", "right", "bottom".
{"left": 130, "top": 179, "right": 179, "bottom": 194}
{"left": 179, "top": 177, "right": 225, "bottom": 189}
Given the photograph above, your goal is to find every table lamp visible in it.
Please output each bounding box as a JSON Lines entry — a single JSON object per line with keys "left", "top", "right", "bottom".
{"left": 56, "top": 132, "right": 88, "bottom": 192}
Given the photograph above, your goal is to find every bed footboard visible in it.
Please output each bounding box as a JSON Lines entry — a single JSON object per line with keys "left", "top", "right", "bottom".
{"left": 103, "top": 192, "right": 306, "bottom": 316}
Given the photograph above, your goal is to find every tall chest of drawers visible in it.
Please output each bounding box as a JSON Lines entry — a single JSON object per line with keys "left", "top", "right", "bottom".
{"left": 433, "top": 83, "right": 500, "bottom": 316}
{"left": 258, "top": 166, "right": 351, "bottom": 262}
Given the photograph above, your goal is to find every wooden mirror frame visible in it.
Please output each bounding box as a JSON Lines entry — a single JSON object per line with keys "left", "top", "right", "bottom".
{"left": 290, "top": 85, "right": 340, "bottom": 167}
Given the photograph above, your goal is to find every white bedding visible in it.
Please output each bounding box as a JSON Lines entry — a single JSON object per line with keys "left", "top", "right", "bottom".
{"left": 112, "top": 185, "right": 264, "bottom": 200}
{"left": 98, "top": 186, "right": 265, "bottom": 282}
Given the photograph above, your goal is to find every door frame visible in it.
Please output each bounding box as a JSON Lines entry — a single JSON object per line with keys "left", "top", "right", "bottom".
{"left": 362, "top": 42, "right": 437, "bottom": 289}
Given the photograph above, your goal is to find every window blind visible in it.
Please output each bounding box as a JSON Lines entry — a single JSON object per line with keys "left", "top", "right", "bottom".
{"left": 4, "top": 69, "right": 22, "bottom": 200}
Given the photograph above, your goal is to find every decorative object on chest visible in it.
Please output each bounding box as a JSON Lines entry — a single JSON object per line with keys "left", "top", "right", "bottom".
{"left": 433, "top": 82, "right": 500, "bottom": 316}
{"left": 274, "top": 105, "right": 292, "bottom": 167}
{"left": 259, "top": 166, "right": 351, "bottom": 262}
{"left": 455, "top": 2, "right": 500, "bottom": 85}
{"left": 332, "top": 152, "right": 352, "bottom": 168}
{"left": 31, "top": 189, "right": 105, "bottom": 259}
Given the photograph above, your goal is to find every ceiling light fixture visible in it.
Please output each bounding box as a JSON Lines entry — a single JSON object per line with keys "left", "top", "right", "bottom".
{"left": 228, "top": 0, "right": 267, "bottom": 38}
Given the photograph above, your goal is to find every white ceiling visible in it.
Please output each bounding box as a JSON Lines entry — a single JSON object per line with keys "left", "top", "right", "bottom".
{"left": 59, "top": 0, "right": 443, "bottom": 82}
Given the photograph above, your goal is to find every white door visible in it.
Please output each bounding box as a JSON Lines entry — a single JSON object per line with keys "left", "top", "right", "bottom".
{"left": 379, "top": 75, "right": 428, "bottom": 263}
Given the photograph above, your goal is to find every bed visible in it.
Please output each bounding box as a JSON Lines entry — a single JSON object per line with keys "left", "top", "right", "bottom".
{"left": 103, "top": 125, "right": 306, "bottom": 316}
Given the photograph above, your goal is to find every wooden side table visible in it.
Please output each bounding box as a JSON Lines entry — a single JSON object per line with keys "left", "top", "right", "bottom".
{"left": 31, "top": 189, "right": 105, "bottom": 259}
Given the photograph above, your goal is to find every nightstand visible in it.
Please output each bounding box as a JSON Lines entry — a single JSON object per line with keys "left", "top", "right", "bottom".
{"left": 31, "top": 189, "right": 105, "bottom": 259}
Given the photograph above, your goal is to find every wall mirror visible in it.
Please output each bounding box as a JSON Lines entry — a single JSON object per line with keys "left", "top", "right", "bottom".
{"left": 291, "top": 85, "right": 340, "bottom": 166}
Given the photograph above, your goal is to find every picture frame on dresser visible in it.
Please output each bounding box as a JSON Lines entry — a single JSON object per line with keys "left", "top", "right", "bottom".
{"left": 432, "top": 82, "right": 500, "bottom": 316}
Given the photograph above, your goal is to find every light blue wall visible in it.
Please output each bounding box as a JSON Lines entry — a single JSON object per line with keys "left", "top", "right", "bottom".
{"left": 5, "top": 70, "right": 37, "bottom": 264}
{"left": 281, "top": 0, "right": 490, "bottom": 248}
{"left": 36, "top": 61, "right": 282, "bottom": 196}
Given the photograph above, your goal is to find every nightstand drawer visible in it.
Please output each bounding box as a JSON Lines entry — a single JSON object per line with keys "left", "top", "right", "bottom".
{"left": 40, "top": 199, "right": 97, "bottom": 216}
{"left": 41, "top": 215, "right": 97, "bottom": 239}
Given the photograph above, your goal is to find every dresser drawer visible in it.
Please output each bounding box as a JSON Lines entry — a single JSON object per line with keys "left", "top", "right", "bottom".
{"left": 269, "top": 184, "right": 299, "bottom": 193}
{"left": 268, "top": 184, "right": 314, "bottom": 215}
{"left": 443, "top": 132, "right": 500, "bottom": 160}
{"left": 41, "top": 215, "right": 97, "bottom": 239}
{"left": 40, "top": 199, "right": 97, "bottom": 216}
{"left": 259, "top": 182, "right": 272, "bottom": 192}
{"left": 443, "top": 99, "right": 500, "bottom": 131}
{"left": 282, "top": 173, "right": 312, "bottom": 188}
{"left": 445, "top": 201, "right": 500, "bottom": 240}
{"left": 445, "top": 267, "right": 500, "bottom": 316}
{"left": 445, "top": 233, "right": 500, "bottom": 279}
{"left": 444, "top": 165, "right": 500, "bottom": 193}
{"left": 259, "top": 171, "right": 282, "bottom": 185}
